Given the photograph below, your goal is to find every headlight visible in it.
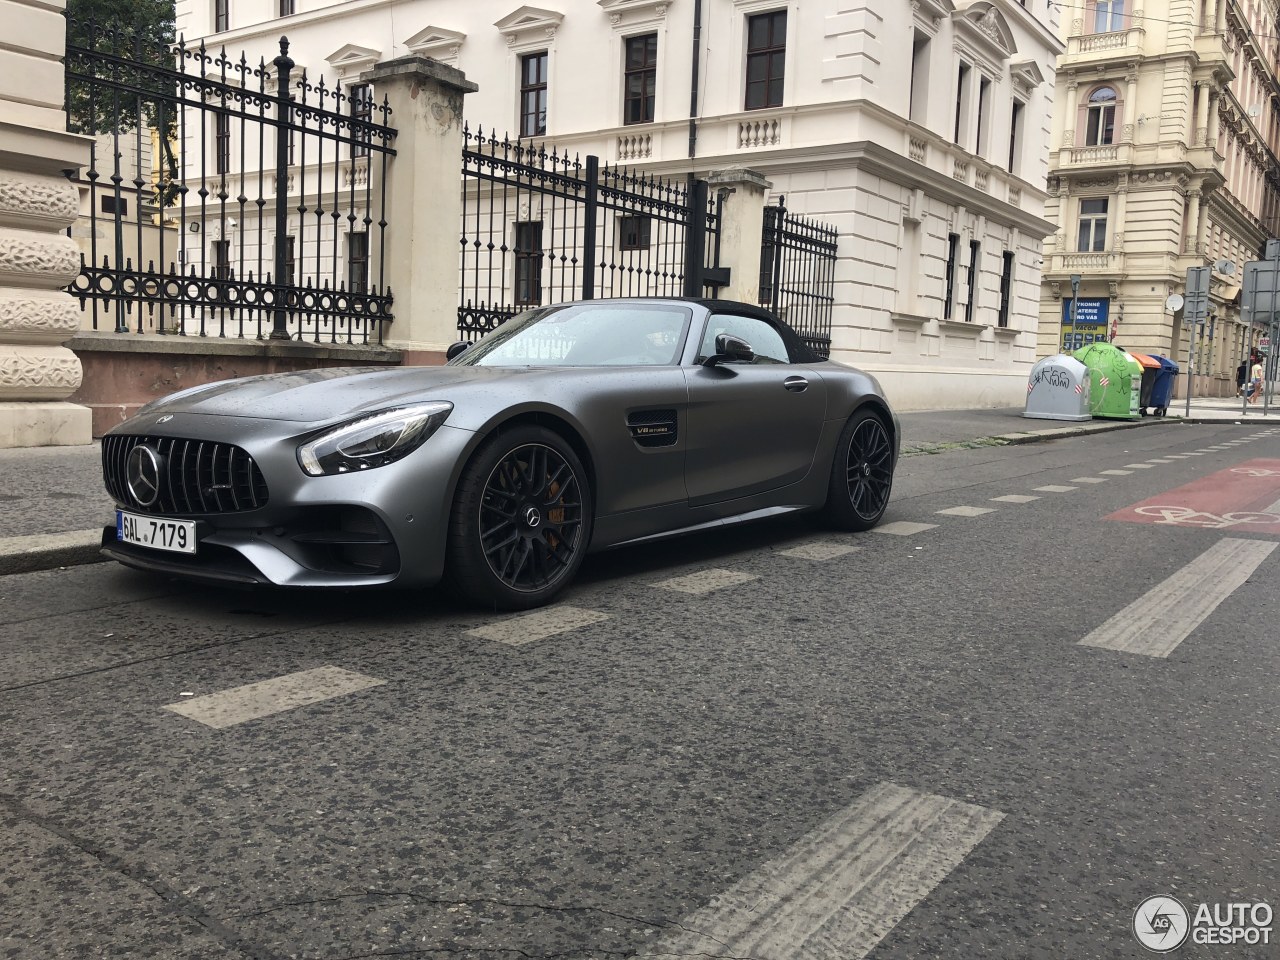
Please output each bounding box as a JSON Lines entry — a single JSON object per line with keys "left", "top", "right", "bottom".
{"left": 297, "top": 402, "right": 453, "bottom": 476}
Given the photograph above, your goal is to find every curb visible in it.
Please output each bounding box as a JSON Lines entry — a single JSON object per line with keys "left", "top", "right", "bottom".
{"left": 994, "top": 417, "right": 1173, "bottom": 445}
{"left": 0, "top": 530, "right": 105, "bottom": 576}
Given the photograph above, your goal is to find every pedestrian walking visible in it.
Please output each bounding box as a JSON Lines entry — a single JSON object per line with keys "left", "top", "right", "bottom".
{"left": 1247, "top": 353, "right": 1264, "bottom": 404}
{"left": 1237, "top": 359, "right": 1249, "bottom": 397}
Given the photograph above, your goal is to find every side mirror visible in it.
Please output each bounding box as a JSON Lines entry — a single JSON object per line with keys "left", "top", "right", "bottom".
{"left": 445, "top": 340, "right": 471, "bottom": 361}
{"left": 703, "top": 333, "right": 755, "bottom": 366}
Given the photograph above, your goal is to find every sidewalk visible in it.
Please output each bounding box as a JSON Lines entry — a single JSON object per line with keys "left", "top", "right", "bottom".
{"left": 1, "top": 398, "right": 1276, "bottom": 576}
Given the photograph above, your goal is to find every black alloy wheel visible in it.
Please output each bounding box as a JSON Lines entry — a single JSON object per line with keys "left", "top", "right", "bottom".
{"left": 446, "top": 425, "right": 592, "bottom": 610}
{"left": 824, "top": 409, "right": 894, "bottom": 531}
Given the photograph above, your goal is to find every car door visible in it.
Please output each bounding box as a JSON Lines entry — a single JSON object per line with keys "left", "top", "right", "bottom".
{"left": 682, "top": 311, "right": 826, "bottom": 507}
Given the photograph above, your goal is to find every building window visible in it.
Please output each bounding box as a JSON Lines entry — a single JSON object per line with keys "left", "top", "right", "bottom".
{"left": 998, "top": 251, "right": 1014, "bottom": 328}
{"left": 1078, "top": 198, "right": 1109, "bottom": 251}
{"left": 745, "top": 10, "right": 787, "bottom": 110}
{"left": 1009, "top": 100, "right": 1024, "bottom": 173}
{"left": 624, "top": 34, "right": 657, "bottom": 125}
{"left": 350, "top": 83, "right": 371, "bottom": 158}
{"left": 944, "top": 232, "right": 960, "bottom": 319}
{"left": 1092, "top": 0, "right": 1126, "bottom": 33}
{"left": 278, "top": 234, "right": 296, "bottom": 286}
{"left": 278, "top": 0, "right": 294, "bottom": 15}
{"left": 618, "top": 215, "right": 651, "bottom": 251}
{"left": 214, "top": 0, "right": 228, "bottom": 32}
{"left": 212, "top": 239, "right": 231, "bottom": 280}
{"left": 954, "top": 61, "right": 971, "bottom": 146}
{"left": 909, "top": 30, "right": 930, "bottom": 125}
{"left": 514, "top": 221, "right": 543, "bottom": 305}
{"left": 348, "top": 232, "right": 368, "bottom": 293}
{"left": 1085, "top": 86, "right": 1117, "bottom": 145}
{"left": 101, "top": 194, "right": 128, "bottom": 216}
{"left": 215, "top": 112, "right": 230, "bottom": 175}
{"left": 965, "top": 240, "right": 980, "bottom": 322}
{"left": 976, "top": 76, "right": 992, "bottom": 157}
{"left": 520, "top": 52, "right": 548, "bottom": 138}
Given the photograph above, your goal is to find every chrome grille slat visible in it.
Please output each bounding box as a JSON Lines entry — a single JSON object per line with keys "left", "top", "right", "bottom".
{"left": 103, "top": 434, "right": 268, "bottom": 516}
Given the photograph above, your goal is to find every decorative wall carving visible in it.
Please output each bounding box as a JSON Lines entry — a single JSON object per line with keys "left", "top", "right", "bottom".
{"left": 0, "top": 173, "right": 79, "bottom": 228}
{"left": 0, "top": 347, "right": 83, "bottom": 400}
{"left": 0, "top": 295, "right": 81, "bottom": 342}
{"left": 0, "top": 233, "right": 82, "bottom": 287}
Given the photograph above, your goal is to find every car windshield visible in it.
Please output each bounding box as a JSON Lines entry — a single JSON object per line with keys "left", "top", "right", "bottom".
{"left": 450, "top": 302, "right": 692, "bottom": 367}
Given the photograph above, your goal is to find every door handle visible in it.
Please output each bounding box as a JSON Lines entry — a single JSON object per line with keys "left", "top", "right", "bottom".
{"left": 783, "top": 376, "right": 808, "bottom": 393}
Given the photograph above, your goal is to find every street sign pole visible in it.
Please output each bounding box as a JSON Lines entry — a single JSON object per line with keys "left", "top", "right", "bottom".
{"left": 1184, "top": 266, "right": 1210, "bottom": 419}
{"left": 1266, "top": 240, "right": 1280, "bottom": 415}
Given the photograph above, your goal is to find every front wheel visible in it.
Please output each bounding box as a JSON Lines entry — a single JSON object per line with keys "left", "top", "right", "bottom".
{"left": 823, "top": 409, "right": 894, "bottom": 531}
{"left": 445, "top": 425, "right": 592, "bottom": 611}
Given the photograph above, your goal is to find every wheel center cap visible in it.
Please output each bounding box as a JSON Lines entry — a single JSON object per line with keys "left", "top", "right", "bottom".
{"left": 861, "top": 462, "right": 871, "bottom": 478}
{"left": 523, "top": 506, "right": 542, "bottom": 528}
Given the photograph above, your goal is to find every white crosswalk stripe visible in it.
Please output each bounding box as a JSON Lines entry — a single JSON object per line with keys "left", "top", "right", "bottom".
{"left": 1123, "top": 463, "right": 1155, "bottom": 469}
{"left": 991, "top": 494, "right": 1040, "bottom": 503}
{"left": 936, "top": 506, "right": 997, "bottom": 517}
{"left": 872, "top": 521, "right": 938, "bottom": 536}
{"left": 1033, "top": 485, "right": 1077, "bottom": 493}
{"left": 163, "top": 666, "right": 387, "bottom": 729}
{"left": 781, "top": 542, "right": 861, "bottom": 561}
{"left": 1100, "top": 469, "right": 1132, "bottom": 476}
{"left": 1071, "top": 477, "right": 1108, "bottom": 484}
{"left": 655, "top": 568, "right": 759, "bottom": 595}
{"left": 466, "top": 606, "right": 610, "bottom": 647}
{"left": 637, "top": 782, "right": 1004, "bottom": 960}
{"left": 1078, "top": 538, "right": 1277, "bottom": 658}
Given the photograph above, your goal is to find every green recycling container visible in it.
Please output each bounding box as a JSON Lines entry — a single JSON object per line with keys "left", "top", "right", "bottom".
{"left": 1072, "top": 343, "right": 1142, "bottom": 420}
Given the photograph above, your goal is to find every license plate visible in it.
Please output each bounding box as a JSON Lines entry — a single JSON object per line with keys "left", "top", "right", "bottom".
{"left": 116, "top": 510, "right": 197, "bottom": 555}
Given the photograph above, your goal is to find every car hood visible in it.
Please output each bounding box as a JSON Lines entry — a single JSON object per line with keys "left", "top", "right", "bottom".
{"left": 148, "top": 365, "right": 526, "bottom": 423}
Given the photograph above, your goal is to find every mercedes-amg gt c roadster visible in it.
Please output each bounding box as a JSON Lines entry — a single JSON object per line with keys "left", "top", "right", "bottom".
{"left": 101, "top": 298, "right": 898, "bottom": 609}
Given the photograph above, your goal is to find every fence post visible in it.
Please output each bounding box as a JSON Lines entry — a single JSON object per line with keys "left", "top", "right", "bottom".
{"left": 0, "top": 0, "right": 93, "bottom": 446}
{"left": 362, "top": 56, "right": 477, "bottom": 361}
{"left": 581, "top": 155, "right": 599, "bottom": 300}
{"left": 270, "top": 39, "right": 294, "bottom": 340}
{"left": 703, "top": 168, "right": 771, "bottom": 305}
{"left": 682, "top": 176, "right": 709, "bottom": 297}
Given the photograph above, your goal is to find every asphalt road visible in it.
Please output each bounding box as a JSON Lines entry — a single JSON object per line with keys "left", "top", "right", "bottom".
{"left": 2, "top": 421, "right": 1278, "bottom": 959}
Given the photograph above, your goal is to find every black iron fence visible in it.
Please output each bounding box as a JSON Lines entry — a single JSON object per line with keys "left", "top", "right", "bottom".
{"left": 64, "top": 21, "right": 396, "bottom": 342}
{"left": 760, "top": 197, "right": 838, "bottom": 358}
{"left": 459, "top": 125, "right": 723, "bottom": 338}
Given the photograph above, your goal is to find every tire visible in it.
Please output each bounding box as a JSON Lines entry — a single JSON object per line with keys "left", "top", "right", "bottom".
{"left": 445, "top": 425, "right": 593, "bottom": 611}
{"left": 823, "top": 408, "right": 894, "bottom": 531}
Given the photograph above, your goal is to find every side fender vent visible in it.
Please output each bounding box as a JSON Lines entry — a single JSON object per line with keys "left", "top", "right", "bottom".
{"left": 627, "top": 409, "right": 678, "bottom": 448}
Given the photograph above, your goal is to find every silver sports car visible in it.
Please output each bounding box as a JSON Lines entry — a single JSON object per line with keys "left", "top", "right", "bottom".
{"left": 100, "top": 298, "right": 898, "bottom": 609}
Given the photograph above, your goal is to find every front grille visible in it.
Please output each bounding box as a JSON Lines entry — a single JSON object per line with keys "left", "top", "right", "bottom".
{"left": 103, "top": 434, "right": 269, "bottom": 515}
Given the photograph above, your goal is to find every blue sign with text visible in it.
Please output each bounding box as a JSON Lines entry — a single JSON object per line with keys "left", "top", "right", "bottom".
{"left": 1061, "top": 298, "right": 1110, "bottom": 352}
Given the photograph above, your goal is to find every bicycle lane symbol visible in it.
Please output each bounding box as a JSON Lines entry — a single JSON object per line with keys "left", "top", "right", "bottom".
{"left": 1104, "top": 458, "right": 1280, "bottom": 536}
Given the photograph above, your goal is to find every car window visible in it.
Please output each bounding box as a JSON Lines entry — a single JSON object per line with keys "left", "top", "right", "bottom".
{"left": 698, "top": 314, "right": 790, "bottom": 364}
{"left": 452, "top": 303, "right": 691, "bottom": 366}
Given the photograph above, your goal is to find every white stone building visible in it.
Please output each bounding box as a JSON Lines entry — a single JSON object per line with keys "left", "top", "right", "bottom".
{"left": 178, "top": 0, "right": 1063, "bottom": 408}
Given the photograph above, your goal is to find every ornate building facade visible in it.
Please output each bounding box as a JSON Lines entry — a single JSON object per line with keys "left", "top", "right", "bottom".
{"left": 1040, "top": 0, "right": 1279, "bottom": 394}
{"left": 177, "top": 0, "right": 1065, "bottom": 409}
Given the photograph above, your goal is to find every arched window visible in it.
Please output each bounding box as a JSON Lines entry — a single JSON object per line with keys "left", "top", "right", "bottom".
{"left": 1086, "top": 86, "right": 1117, "bottom": 145}
{"left": 1093, "top": 0, "right": 1126, "bottom": 33}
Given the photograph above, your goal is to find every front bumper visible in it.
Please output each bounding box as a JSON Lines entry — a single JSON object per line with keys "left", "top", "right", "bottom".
{"left": 100, "top": 415, "right": 478, "bottom": 589}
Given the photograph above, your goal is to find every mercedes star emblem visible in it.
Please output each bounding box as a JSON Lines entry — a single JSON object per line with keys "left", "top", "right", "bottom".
{"left": 156, "top": 414, "right": 173, "bottom": 424}
{"left": 126, "top": 444, "right": 163, "bottom": 508}
{"left": 524, "top": 506, "right": 541, "bottom": 528}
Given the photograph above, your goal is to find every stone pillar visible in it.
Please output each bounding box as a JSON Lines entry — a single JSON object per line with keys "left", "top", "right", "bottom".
{"left": 1194, "top": 82, "right": 1210, "bottom": 146}
{"left": 1062, "top": 81, "right": 1079, "bottom": 148}
{"left": 703, "top": 169, "right": 771, "bottom": 305}
{"left": 1208, "top": 88, "right": 1221, "bottom": 146}
{"left": 362, "top": 57, "right": 478, "bottom": 362}
{"left": 1204, "top": 0, "right": 1217, "bottom": 32}
{"left": 1185, "top": 190, "right": 1201, "bottom": 254}
{"left": 1114, "top": 175, "right": 1128, "bottom": 251}
{"left": 0, "top": 0, "right": 93, "bottom": 447}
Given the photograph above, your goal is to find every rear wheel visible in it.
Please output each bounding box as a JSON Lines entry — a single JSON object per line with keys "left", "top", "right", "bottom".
{"left": 823, "top": 409, "right": 894, "bottom": 531}
{"left": 446, "top": 425, "right": 592, "bottom": 610}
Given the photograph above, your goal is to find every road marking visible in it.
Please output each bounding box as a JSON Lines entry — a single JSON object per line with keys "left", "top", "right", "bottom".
{"left": 1033, "top": 484, "right": 1077, "bottom": 493}
{"left": 781, "top": 542, "right": 861, "bottom": 561}
{"left": 1165, "top": 455, "right": 1190, "bottom": 459}
{"left": 637, "top": 782, "right": 1004, "bottom": 960}
{"left": 1123, "top": 463, "right": 1155, "bottom": 469}
{"left": 1100, "top": 469, "right": 1133, "bottom": 476}
{"left": 1147, "top": 459, "right": 1173, "bottom": 464}
{"left": 990, "top": 494, "right": 1040, "bottom": 504}
{"left": 936, "top": 506, "right": 996, "bottom": 517}
{"left": 656, "top": 568, "right": 759, "bottom": 595}
{"left": 872, "top": 521, "right": 938, "bottom": 536}
{"left": 1184, "top": 452, "right": 1205, "bottom": 456}
{"left": 1078, "top": 538, "right": 1276, "bottom": 658}
{"left": 467, "top": 605, "right": 610, "bottom": 647}
{"left": 1071, "top": 477, "right": 1108, "bottom": 484}
{"left": 162, "top": 666, "right": 387, "bottom": 729}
